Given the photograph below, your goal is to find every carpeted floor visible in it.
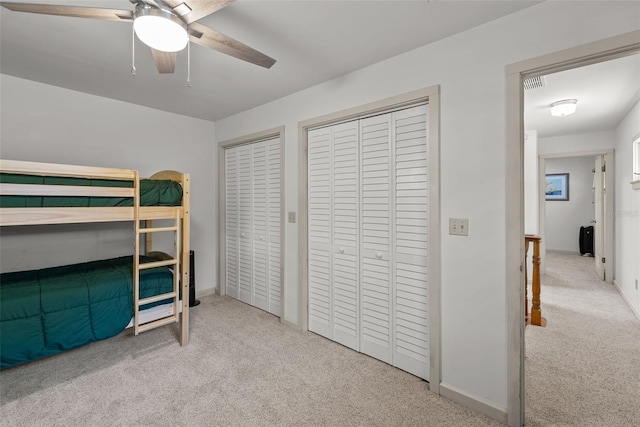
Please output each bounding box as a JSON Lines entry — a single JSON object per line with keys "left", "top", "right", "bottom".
{"left": 524, "top": 252, "right": 640, "bottom": 426}
{"left": 2, "top": 252, "right": 638, "bottom": 426}
{"left": 1, "top": 294, "right": 501, "bottom": 427}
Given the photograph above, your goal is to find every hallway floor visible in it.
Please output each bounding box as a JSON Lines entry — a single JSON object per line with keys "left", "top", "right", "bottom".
{"left": 525, "top": 252, "right": 640, "bottom": 426}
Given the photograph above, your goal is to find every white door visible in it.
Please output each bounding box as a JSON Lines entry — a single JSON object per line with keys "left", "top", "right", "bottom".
{"left": 307, "top": 104, "right": 430, "bottom": 380}
{"left": 331, "top": 121, "right": 360, "bottom": 350}
{"left": 308, "top": 126, "right": 333, "bottom": 338}
{"left": 252, "top": 142, "right": 269, "bottom": 311}
{"left": 359, "top": 113, "right": 393, "bottom": 362}
{"left": 224, "top": 138, "right": 281, "bottom": 316}
{"left": 392, "top": 104, "right": 430, "bottom": 379}
{"left": 307, "top": 121, "right": 360, "bottom": 349}
{"left": 594, "top": 155, "right": 605, "bottom": 280}
{"left": 225, "top": 148, "right": 239, "bottom": 299}
{"left": 237, "top": 144, "right": 253, "bottom": 305}
{"left": 267, "top": 138, "right": 282, "bottom": 316}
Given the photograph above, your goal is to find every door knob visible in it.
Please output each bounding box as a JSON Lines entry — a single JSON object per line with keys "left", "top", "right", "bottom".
{"left": 241, "top": 232, "right": 245, "bottom": 237}
{"left": 339, "top": 248, "right": 345, "bottom": 254}
{"left": 376, "top": 252, "right": 382, "bottom": 259}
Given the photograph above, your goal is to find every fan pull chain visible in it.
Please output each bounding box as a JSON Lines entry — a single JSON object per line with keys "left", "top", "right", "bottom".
{"left": 131, "top": 26, "right": 136, "bottom": 77}
{"left": 187, "top": 40, "right": 191, "bottom": 87}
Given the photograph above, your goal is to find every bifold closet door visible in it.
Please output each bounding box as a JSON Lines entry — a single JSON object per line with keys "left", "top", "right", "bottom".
{"left": 225, "top": 148, "right": 239, "bottom": 300}
{"left": 308, "top": 121, "right": 360, "bottom": 350}
{"left": 307, "top": 104, "right": 429, "bottom": 380}
{"left": 237, "top": 144, "right": 253, "bottom": 305}
{"left": 359, "top": 113, "right": 393, "bottom": 364}
{"left": 392, "top": 104, "right": 429, "bottom": 380}
{"left": 225, "top": 138, "right": 281, "bottom": 317}
{"left": 266, "top": 139, "right": 282, "bottom": 316}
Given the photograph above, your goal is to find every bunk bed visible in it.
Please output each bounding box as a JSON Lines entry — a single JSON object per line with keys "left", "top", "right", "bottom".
{"left": 0, "top": 159, "right": 190, "bottom": 369}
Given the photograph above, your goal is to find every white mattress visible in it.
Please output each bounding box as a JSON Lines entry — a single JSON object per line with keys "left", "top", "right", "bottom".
{"left": 125, "top": 301, "right": 182, "bottom": 329}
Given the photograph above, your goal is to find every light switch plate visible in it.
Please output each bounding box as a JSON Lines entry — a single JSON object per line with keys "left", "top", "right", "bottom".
{"left": 449, "top": 218, "right": 469, "bottom": 236}
{"left": 288, "top": 212, "right": 296, "bottom": 223}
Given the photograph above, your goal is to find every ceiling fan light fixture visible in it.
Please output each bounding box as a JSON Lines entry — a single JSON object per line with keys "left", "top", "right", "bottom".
{"left": 550, "top": 99, "right": 578, "bottom": 117}
{"left": 134, "top": 6, "right": 188, "bottom": 53}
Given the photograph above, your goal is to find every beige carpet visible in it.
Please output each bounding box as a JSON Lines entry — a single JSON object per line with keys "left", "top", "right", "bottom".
{"left": 525, "top": 252, "right": 640, "bottom": 426}
{"left": 4, "top": 252, "right": 637, "bottom": 426}
{"left": 1, "top": 295, "right": 502, "bottom": 427}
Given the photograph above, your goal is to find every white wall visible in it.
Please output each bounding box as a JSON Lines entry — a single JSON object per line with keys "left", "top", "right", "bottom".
{"left": 544, "top": 156, "right": 596, "bottom": 252}
{"left": 539, "top": 130, "right": 615, "bottom": 155}
{"left": 214, "top": 1, "right": 640, "bottom": 413}
{"left": 0, "top": 75, "right": 217, "bottom": 296}
{"left": 525, "top": 130, "right": 539, "bottom": 234}
{"left": 614, "top": 99, "right": 640, "bottom": 316}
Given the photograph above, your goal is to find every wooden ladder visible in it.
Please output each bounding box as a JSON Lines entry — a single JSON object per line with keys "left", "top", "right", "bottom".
{"left": 132, "top": 173, "right": 181, "bottom": 335}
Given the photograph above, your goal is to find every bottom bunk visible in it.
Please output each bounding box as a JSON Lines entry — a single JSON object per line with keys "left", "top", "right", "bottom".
{"left": 0, "top": 256, "right": 176, "bottom": 369}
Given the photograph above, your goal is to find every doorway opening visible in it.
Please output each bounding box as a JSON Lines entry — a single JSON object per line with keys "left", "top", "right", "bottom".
{"left": 506, "top": 30, "right": 640, "bottom": 427}
{"left": 536, "top": 150, "right": 614, "bottom": 281}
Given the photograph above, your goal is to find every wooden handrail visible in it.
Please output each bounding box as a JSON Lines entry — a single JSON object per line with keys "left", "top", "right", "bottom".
{"left": 525, "top": 234, "right": 544, "bottom": 327}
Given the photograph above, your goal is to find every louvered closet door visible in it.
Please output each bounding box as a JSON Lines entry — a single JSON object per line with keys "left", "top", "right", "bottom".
{"left": 308, "top": 122, "right": 359, "bottom": 349}
{"left": 237, "top": 144, "right": 254, "bottom": 305}
{"left": 225, "top": 138, "right": 281, "bottom": 316}
{"left": 252, "top": 142, "right": 269, "bottom": 312}
{"left": 331, "top": 121, "right": 359, "bottom": 350}
{"left": 308, "top": 126, "right": 333, "bottom": 338}
{"left": 359, "top": 113, "right": 393, "bottom": 363}
{"left": 225, "top": 147, "right": 239, "bottom": 299}
{"left": 393, "top": 104, "right": 429, "bottom": 380}
{"left": 307, "top": 103, "right": 430, "bottom": 381}
{"left": 266, "top": 138, "right": 282, "bottom": 316}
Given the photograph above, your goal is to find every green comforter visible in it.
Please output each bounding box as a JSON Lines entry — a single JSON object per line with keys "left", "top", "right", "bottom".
{"left": 0, "top": 174, "right": 183, "bottom": 207}
{"left": 0, "top": 256, "right": 174, "bottom": 369}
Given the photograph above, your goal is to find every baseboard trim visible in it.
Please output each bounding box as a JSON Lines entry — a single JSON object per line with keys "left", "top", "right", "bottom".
{"left": 613, "top": 280, "right": 640, "bottom": 322}
{"left": 196, "top": 288, "right": 217, "bottom": 299}
{"left": 281, "top": 318, "right": 301, "bottom": 331}
{"left": 439, "top": 383, "right": 507, "bottom": 425}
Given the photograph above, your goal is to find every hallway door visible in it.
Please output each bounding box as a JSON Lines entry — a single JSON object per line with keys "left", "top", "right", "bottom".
{"left": 594, "top": 155, "right": 604, "bottom": 280}
{"left": 593, "top": 153, "right": 613, "bottom": 283}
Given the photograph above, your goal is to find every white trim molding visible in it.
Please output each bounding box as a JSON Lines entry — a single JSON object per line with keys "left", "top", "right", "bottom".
{"left": 440, "top": 383, "right": 508, "bottom": 425}
{"left": 613, "top": 280, "right": 640, "bottom": 322}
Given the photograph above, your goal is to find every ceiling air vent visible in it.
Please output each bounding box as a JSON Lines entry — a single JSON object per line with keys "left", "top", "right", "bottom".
{"left": 524, "top": 75, "right": 546, "bottom": 90}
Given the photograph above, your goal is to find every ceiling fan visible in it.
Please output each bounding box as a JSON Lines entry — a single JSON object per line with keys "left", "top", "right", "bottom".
{"left": 0, "top": 0, "right": 276, "bottom": 75}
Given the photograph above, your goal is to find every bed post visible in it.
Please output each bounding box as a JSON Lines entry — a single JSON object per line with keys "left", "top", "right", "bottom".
{"left": 180, "top": 173, "right": 191, "bottom": 346}
{"left": 133, "top": 170, "right": 141, "bottom": 336}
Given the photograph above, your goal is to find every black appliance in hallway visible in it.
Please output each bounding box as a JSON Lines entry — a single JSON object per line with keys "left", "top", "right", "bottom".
{"left": 579, "top": 225, "right": 594, "bottom": 256}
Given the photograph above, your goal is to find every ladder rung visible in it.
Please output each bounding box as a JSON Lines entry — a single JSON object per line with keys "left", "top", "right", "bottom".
{"left": 139, "top": 259, "right": 177, "bottom": 269}
{"left": 139, "top": 226, "right": 178, "bottom": 234}
{"left": 137, "top": 315, "right": 178, "bottom": 333}
{"left": 138, "top": 292, "right": 177, "bottom": 306}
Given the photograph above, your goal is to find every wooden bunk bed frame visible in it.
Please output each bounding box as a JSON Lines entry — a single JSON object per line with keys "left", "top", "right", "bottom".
{"left": 0, "top": 159, "right": 191, "bottom": 346}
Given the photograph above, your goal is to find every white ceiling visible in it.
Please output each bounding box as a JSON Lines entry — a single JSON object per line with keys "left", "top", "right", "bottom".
{"left": 1, "top": 0, "right": 541, "bottom": 122}
{"left": 524, "top": 53, "right": 640, "bottom": 139}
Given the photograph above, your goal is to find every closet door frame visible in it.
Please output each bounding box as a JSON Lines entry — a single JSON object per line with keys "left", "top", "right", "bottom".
{"left": 218, "top": 126, "right": 286, "bottom": 319}
{"left": 298, "top": 86, "right": 441, "bottom": 392}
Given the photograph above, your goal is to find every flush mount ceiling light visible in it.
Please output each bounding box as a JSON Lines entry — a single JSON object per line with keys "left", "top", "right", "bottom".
{"left": 550, "top": 99, "right": 578, "bottom": 117}
{"left": 133, "top": 5, "right": 188, "bottom": 53}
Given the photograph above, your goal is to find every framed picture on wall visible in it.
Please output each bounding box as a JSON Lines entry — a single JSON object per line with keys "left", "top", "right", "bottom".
{"left": 545, "top": 173, "right": 569, "bottom": 201}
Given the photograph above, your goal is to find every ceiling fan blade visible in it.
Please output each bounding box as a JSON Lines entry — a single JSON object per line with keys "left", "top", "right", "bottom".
{"left": 188, "top": 22, "right": 275, "bottom": 69}
{"left": 160, "top": 0, "right": 235, "bottom": 24}
{"left": 151, "top": 49, "right": 176, "bottom": 74}
{"left": 0, "top": 2, "right": 133, "bottom": 21}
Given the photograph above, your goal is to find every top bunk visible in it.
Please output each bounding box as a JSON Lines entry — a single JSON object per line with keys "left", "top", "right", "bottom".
{"left": 0, "top": 159, "right": 190, "bottom": 226}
